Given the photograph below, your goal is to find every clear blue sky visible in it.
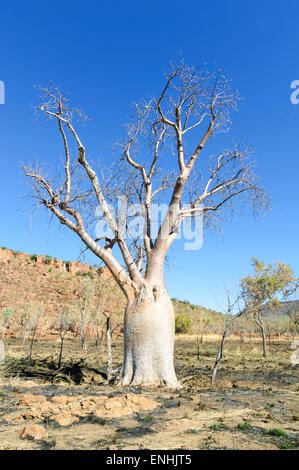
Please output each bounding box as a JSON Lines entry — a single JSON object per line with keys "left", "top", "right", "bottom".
{"left": 0, "top": 1, "right": 298, "bottom": 310}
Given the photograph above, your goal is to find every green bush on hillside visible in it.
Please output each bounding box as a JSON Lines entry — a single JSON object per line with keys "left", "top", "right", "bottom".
{"left": 175, "top": 314, "right": 192, "bottom": 334}
{"left": 45, "top": 255, "right": 52, "bottom": 265}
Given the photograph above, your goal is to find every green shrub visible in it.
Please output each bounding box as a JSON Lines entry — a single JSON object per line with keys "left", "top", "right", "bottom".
{"left": 203, "top": 348, "right": 218, "bottom": 357}
{"left": 281, "top": 440, "right": 292, "bottom": 450}
{"left": 265, "top": 403, "right": 275, "bottom": 410}
{"left": 210, "top": 424, "right": 220, "bottom": 431}
{"left": 1, "top": 247, "right": 7, "bottom": 250}
{"left": 268, "top": 428, "right": 288, "bottom": 437}
{"left": 238, "top": 421, "right": 252, "bottom": 430}
{"left": 175, "top": 314, "right": 192, "bottom": 334}
{"left": 45, "top": 255, "right": 52, "bottom": 265}
{"left": 76, "top": 271, "right": 94, "bottom": 279}
{"left": 140, "top": 414, "right": 155, "bottom": 423}
{"left": 30, "top": 254, "right": 38, "bottom": 262}
{"left": 1, "top": 307, "right": 15, "bottom": 317}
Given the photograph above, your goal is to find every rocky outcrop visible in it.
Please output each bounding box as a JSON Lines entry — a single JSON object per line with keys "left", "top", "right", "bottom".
{"left": 0, "top": 247, "right": 124, "bottom": 336}
{"left": 0, "top": 249, "right": 14, "bottom": 262}
{"left": 0, "top": 248, "right": 112, "bottom": 278}
{"left": 99, "top": 266, "right": 112, "bottom": 278}
{"left": 68, "top": 261, "right": 92, "bottom": 276}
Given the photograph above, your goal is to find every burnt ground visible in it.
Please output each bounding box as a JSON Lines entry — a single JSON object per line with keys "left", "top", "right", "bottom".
{"left": 0, "top": 335, "right": 298, "bottom": 450}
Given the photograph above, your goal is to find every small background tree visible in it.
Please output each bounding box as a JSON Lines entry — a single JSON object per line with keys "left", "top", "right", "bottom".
{"left": 212, "top": 290, "right": 242, "bottom": 385}
{"left": 0, "top": 308, "right": 15, "bottom": 339}
{"left": 241, "top": 258, "right": 298, "bottom": 357}
{"left": 76, "top": 277, "right": 95, "bottom": 350}
{"left": 57, "top": 309, "right": 70, "bottom": 369}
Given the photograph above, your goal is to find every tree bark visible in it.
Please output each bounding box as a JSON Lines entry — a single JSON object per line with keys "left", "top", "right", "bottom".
{"left": 29, "top": 326, "right": 37, "bottom": 360}
{"left": 95, "top": 317, "right": 101, "bottom": 346}
{"left": 58, "top": 337, "right": 64, "bottom": 369}
{"left": 256, "top": 314, "right": 267, "bottom": 357}
{"left": 119, "top": 282, "right": 180, "bottom": 388}
{"left": 261, "top": 325, "right": 267, "bottom": 357}
{"left": 212, "top": 322, "right": 230, "bottom": 385}
{"left": 104, "top": 314, "right": 112, "bottom": 381}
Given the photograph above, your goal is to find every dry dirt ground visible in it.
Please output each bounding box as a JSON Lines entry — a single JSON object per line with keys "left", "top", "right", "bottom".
{"left": 0, "top": 335, "right": 298, "bottom": 450}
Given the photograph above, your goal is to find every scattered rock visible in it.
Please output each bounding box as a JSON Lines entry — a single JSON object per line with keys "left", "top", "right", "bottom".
{"left": 126, "top": 393, "right": 158, "bottom": 410}
{"left": 50, "top": 412, "right": 79, "bottom": 426}
{"left": 51, "top": 395, "right": 78, "bottom": 406}
{"left": 36, "top": 401, "right": 58, "bottom": 414}
{"left": 3, "top": 410, "right": 41, "bottom": 422}
{"left": 17, "top": 394, "right": 47, "bottom": 406}
{"left": 9, "top": 393, "right": 159, "bottom": 425}
{"left": 104, "top": 396, "right": 127, "bottom": 410}
{"left": 19, "top": 424, "right": 48, "bottom": 441}
{"left": 94, "top": 394, "right": 159, "bottom": 418}
{"left": 68, "top": 402, "right": 88, "bottom": 417}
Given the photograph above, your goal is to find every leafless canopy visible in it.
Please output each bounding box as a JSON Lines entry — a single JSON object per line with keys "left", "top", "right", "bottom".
{"left": 24, "top": 60, "right": 269, "bottom": 299}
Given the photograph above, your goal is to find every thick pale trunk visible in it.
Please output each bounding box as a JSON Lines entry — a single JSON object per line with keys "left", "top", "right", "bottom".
{"left": 119, "top": 283, "right": 180, "bottom": 388}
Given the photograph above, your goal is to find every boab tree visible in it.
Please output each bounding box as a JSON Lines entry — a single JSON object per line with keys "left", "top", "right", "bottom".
{"left": 24, "top": 61, "right": 268, "bottom": 387}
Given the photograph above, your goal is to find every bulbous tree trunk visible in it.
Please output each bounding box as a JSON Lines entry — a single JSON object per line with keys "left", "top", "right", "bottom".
{"left": 119, "top": 282, "right": 180, "bottom": 388}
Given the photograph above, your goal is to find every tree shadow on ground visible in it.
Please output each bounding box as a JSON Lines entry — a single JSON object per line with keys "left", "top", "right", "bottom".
{"left": 2, "top": 357, "right": 108, "bottom": 385}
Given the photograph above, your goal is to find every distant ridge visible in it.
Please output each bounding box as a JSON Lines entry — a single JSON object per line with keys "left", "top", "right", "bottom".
{"left": 262, "top": 300, "right": 299, "bottom": 318}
